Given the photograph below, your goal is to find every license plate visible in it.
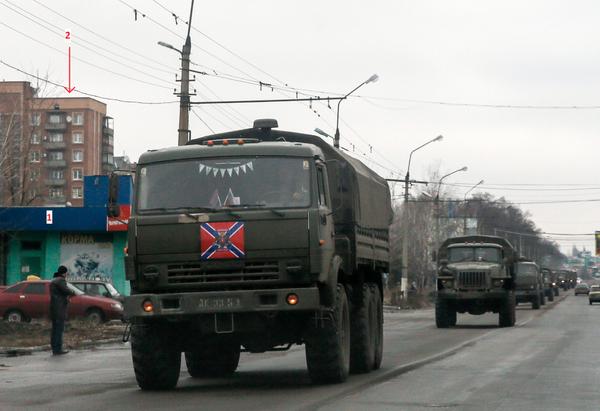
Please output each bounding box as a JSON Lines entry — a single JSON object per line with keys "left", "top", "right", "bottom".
{"left": 197, "top": 296, "right": 241, "bottom": 311}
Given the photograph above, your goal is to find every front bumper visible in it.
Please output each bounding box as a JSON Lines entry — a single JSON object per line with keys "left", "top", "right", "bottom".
{"left": 437, "top": 289, "right": 507, "bottom": 300}
{"left": 124, "top": 287, "right": 320, "bottom": 319}
{"left": 516, "top": 290, "right": 538, "bottom": 302}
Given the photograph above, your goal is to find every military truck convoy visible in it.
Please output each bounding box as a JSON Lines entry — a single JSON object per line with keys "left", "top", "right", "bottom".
{"left": 435, "top": 235, "right": 517, "bottom": 328}
{"left": 124, "top": 120, "right": 392, "bottom": 390}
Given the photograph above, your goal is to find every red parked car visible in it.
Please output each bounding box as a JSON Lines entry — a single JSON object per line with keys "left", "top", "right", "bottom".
{"left": 0, "top": 280, "right": 123, "bottom": 324}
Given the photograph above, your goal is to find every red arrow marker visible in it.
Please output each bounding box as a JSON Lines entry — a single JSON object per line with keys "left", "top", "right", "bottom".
{"left": 63, "top": 46, "right": 75, "bottom": 93}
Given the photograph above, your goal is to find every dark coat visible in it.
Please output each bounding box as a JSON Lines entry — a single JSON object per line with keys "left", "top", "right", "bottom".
{"left": 50, "top": 276, "right": 75, "bottom": 321}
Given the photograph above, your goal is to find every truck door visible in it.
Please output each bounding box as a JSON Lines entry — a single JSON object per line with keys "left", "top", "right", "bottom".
{"left": 316, "top": 164, "right": 334, "bottom": 266}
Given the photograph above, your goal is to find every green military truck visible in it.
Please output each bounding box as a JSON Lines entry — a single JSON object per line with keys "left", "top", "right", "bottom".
{"left": 124, "top": 119, "right": 392, "bottom": 390}
{"left": 435, "top": 235, "right": 517, "bottom": 328}
{"left": 515, "top": 261, "right": 545, "bottom": 309}
{"left": 541, "top": 267, "right": 558, "bottom": 300}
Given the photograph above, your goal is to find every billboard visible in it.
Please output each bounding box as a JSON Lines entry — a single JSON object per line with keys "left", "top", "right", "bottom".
{"left": 60, "top": 234, "right": 114, "bottom": 281}
{"left": 596, "top": 231, "right": 600, "bottom": 256}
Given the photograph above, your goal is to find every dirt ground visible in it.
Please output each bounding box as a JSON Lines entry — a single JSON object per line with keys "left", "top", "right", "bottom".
{"left": 0, "top": 320, "right": 126, "bottom": 349}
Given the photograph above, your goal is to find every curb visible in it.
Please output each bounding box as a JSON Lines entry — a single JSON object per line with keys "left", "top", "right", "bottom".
{"left": 0, "top": 337, "right": 125, "bottom": 357}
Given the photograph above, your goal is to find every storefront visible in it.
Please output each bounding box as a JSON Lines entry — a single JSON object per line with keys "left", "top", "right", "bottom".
{"left": 0, "top": 175, "right": 132, "bottom": 294}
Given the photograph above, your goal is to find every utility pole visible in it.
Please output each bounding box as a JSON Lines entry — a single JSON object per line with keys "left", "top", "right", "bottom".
{"left": 177, "top": 0, "right": 195, "bottom": 146}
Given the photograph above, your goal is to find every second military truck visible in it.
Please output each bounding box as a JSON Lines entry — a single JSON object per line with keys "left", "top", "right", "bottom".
{"left": 436, "top": 235, "right": 517, "bottom": 328}
{"left": 124, "top": 119, "right": 392, "bottom": 390}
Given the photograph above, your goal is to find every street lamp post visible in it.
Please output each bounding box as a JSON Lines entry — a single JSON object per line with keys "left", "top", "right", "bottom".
{"left": 334, "top": 74, "right": 379, "bottom": 149}
{"left": 435, "top": 166, "right": 468, "bottom": 250}
{"left": 463, "top": 179, "right": 484, "bottom": 234}
{"left": 400, "top": 135, "right": 443, "bottom": 297}
{"left": 158, "top": 0, "right": 195, "bottom": 146}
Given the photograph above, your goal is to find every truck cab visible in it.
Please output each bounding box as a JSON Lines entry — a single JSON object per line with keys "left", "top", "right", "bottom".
{"left": 515, "top": 261, "right": 544, "bottom": 309}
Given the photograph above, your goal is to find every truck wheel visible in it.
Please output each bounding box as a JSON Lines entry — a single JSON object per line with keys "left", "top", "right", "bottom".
{"left": 4, "top": 309, "right": 26, "bottom": 322}
{"left": 532, "top": 295, "right": 541, "bottom": 310}
{"left": 185, "top": 341, "right": 240, "bottom": 378}
{"left": 435, "top": 299, "right": 454, "bottom": 328}
{"left": 499, "top": 293, "right": 516, "bottom": 327}
{"left": 540, "top": 292, "right": 546, "bottom": 306}
{"left": 554, "top": 288, "right": 559, "bottom": 297}
{"left": 370, "top": 284, "right": 384, "bottom": 370}
{"left": 305, "top": 284, "right": 350, "bottom": 384}
{"left": 548, "top": 291, "right": 554, "bottom": 302}
{"left": 350, "top": 284, "right": 375, "bottom": 374}
{"left": 131, "top": 324, "right": 181, "bottom": 390}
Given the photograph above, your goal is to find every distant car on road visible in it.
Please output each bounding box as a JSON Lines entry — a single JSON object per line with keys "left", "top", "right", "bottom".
{"left": 0, "top": 280, "right": 123, "bottom": 324}
{"left": 589, "top": 285, "right": 600, "bottom": 305}
{"left": 574, "top": 283, "right": 590, "bottom": 296}
{"left": 69, "top": 280, "right": 124, "bottom": 303}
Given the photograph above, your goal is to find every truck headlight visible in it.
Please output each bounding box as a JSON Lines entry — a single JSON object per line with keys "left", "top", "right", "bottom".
{"left": 492, "top": 279, "right": 504, "bottom": 287}
{"left": 441, "top": 279, "right": 453, "bottom": 288}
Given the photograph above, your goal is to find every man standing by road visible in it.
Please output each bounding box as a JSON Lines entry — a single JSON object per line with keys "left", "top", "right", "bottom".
{"left": 50, "top": 265, "right": 75, "bottom": 355}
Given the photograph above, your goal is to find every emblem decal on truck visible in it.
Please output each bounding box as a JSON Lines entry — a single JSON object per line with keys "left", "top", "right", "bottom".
{"left": 200, "top": 221, "right": 245, "bottom": 260}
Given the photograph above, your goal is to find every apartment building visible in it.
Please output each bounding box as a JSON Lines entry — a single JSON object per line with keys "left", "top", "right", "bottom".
{"left": 0, "top": 81, "right": 114, "bottom": 207}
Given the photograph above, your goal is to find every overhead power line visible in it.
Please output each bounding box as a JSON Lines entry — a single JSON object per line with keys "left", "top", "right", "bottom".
{"left": 0, "top": 60, "right": 178, "bottom": 105}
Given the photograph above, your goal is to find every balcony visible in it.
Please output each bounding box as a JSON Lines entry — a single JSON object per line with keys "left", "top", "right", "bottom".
{"left": 44, "top": 160, "right": 66, "bottom": 168}
{"left": 45, "top": 196, "right": 66, "bottom": 204}
{"left": 43, "top": 141, "right": 66, "bottom": 150}
{"left": 44, "top": 179, "right": 66, "bottom": 186}
{"left": 45, "top": 122, "right": 67, "bottom": 131}
{"left": 102, "top": 126, "right": 114, "bottom": 137}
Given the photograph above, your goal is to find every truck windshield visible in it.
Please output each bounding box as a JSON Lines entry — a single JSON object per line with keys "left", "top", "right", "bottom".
{"left": 137, "top": 156, "right": 311, "bottom": 212}
{"left": 517, "top": 264, "right": 538, "bottom": 276}
{"left": 448, "top": 247, "right": 501, "bottom": 263}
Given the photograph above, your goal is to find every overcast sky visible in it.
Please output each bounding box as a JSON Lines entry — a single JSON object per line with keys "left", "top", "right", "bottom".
{"left": 1, "top": 0, "right": 598, "bottom": 253}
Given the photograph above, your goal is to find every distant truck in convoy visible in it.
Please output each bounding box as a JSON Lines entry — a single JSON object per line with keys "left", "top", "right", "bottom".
{"left": 515, "top": 261, "right": 545, "bottom": 309}
{"left": 435, "top": 235, "right": 517, "bottom": 328}
{"left": 124, "top": 120, "right": 392, "bottom": 390}
{"left": 541, "top": 267, "right": 558, "bottom": 299}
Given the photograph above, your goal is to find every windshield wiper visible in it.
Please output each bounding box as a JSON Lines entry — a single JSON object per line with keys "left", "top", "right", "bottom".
{"left": 225, "top": 203, "right": 285, "bottom": 217}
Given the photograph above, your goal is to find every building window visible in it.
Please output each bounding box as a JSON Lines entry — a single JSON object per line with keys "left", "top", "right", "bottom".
{"left": 72, "top": 150, "right": 84, "bottom": 162}
{"left": 73, "top": 132, "right": 84, "bottom": 144}
{"left": 72, "top": 168, "right": 83, "bottom": 181}
{"left": 29, "top": 169, "right": 40, "bottom": 181}
{"left": 28, "top": 189, "right": 38, "bottom": 201}
{"left": 49, "top": 133, "right": 64, "bottom": 142}
{"left": 73, "top": 112, "right": 84, "bottom": 125}
{"left": 49, "top": 188, "right": 63, "bottom": 198}
{"left": 72, "top": 186, "right": 83, "bottom": 199}
{"left": 49, "top": 151, "right": 64, "bottom": 161}
{"left": 48, "top": 114, "right": 63, "bottom": 124}
{"left": 30, "top": 113, "right": 41, "bottom": 126}
{"left": 30, "top": 151, "right": 40, "bottom": 163}
{"left": 102, "top": 153, "right": 114, "bottom": 164}
{"left": 51, "top": 170, "right": 64, "bottom": 180}
{"left": 31, "top": 133, "right": 40, "bottom": 144}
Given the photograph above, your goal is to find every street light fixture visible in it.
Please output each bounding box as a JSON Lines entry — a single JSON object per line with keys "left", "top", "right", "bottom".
{"left": 314, "top": 128, "right": 333, "bottom": 139}
{"left": 400, "top": 135, "right": 444, "bottom": 298}
{"left": 464, "top": 179, "right": 484, "bottom": 202}
{"left": 437, "top": 166, "right": 468, "bottom": 199}
{"left": 334, "top": 74, "right": 379, "bottom": 149}
{"left": 157, "top": 41, "right": 181, "bottom": 54}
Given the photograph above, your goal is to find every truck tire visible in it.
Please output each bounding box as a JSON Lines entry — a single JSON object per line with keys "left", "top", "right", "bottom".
{"left": 185, "top": 341, "right": 240, "bottom": 378}
{"left": 547, "top": 290, "right": 554, "bottom": 302}
{"left": 131, "top": 324, "right": 181, "bottom": 390}
{"left": 370, "top": 283, "right": 384, "bottom": 370}
{"left": 499, "top": 292, "right": 516, "bottom": 327}
{"left": 532, "top": 295, "right": 541, "bottom": 310}
{"left": 540, "top": 292, "right": 546, "bottom": 306}
{"left": 305, "top": 284, "right": 350, "bottom": 384}
{"left": 435, "top": 299, "right": 455, "bottom": 328}
{"left": 350, "top": 284, "right": 375, "bottom": 374}
{"left": 554, "top": 288, "right": 559, "bottom": 297}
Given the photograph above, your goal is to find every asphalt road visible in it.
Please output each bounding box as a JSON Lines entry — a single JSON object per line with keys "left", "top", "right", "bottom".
{"left": 0, "top": 291, "right": 595, "bottom": 411}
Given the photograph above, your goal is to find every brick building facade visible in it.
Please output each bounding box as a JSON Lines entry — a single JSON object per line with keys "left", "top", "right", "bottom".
{"left": 0, "top": 81, "right": 114, "bottom": 207}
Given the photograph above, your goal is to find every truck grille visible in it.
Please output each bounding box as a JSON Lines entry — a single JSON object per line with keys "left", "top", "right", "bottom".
{"left": 457, "top": 271, "right": 487, "bottom": 289}
{"left": 167, "top": 261, "right": 280, "bottom": 285}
